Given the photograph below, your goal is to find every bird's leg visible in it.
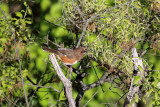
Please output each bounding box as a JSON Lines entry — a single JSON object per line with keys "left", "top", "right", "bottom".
{"left": 63, "top": 64, "right": 73, "bottom": 80}
{"left": 68, "top": 66, "right": 73, "bottom": 80}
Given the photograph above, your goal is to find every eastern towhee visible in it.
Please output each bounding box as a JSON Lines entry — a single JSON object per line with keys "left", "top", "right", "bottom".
{"left": 42, "top": 46, "right": 85, "bottom": 65}
{"left": 42, "top": 46, "right": 85, "bottom": 79}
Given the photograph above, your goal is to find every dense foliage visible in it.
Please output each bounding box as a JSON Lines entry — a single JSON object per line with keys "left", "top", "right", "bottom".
{"left": 0, "top": 0, "right": 160, "bottom": 106}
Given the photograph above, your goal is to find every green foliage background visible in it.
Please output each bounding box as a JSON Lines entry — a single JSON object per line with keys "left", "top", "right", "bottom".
{"left": 0, "top": 0, "right": 160, "bottom": 107}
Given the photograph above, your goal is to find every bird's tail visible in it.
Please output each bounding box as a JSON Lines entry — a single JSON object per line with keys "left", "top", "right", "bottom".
{"left": 42, "top": 46, "right": 58, "bottom": 54}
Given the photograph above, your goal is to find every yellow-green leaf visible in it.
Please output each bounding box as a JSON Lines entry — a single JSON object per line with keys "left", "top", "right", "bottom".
{"left": 135, "top": 94, "right": 139, "bottom": 103}
{"left": 16, "top": 12, "right": 23, "bottom": 18}
{"left": 133, "top": 76, "right": 141, "bottom": 84}
{"left": 138, "top": 65, "right": 143, "bottom": 72}
{"left": 146, "top": 89, "right": 153, "bottom": 97}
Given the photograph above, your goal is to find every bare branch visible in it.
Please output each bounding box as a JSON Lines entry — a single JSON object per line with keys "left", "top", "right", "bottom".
{"left": 124, "top": 48, "right": 144, "bottom": 107}
{"left": 75, "top": 67, "right": 115, "bottom": 107}
{"left": 76, "top": 19, "right": 90, "bottom": 48}
{"left": 49, "top": 54, "right": 76, "bottom": 107}
{"left": 84, "top": 72, "right": 114, "bottom": 91}
{"left": 26, "top": 84, "right": 60, "bottom": 93}
{"left": 114, "top": 91, "right": 128, "bottom": 107}
{"left": 0, "top": 6, "right": 29, "bottom": 107}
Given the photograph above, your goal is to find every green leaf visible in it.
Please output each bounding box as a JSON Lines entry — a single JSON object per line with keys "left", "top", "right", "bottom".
{"left": 116, "top": 48, "right": 122, "bottom": 54}
{"left": 16, "top": 12, "right": 23, "bottom": 18}
{"left": 11, "top": 18, "right": 17, "bottom": 21}
{"left": 25, "top": 20, "right": 32, "bottom": 24}
{"left": 15, "top": 20, "right": 19, "bottom": 25}
{"left": 134, "top": 32, "right": 137, "bottom": 37}
{"left": 133, "top": 76, "right": 141, "bottom": 84}
{"left": 155, "top": 92, "right": 158, "bottom": 101}
{"left": 142, "top": 97, "right": 146, "bottom": 104}
{"left": 0, "top": 47, "right": 4, "bottom": 53}
{"left": 0, "top": 38, "right": 7, "bottom": 43}
{"left": 129, "top": 99, "right": 135, "bottom": 106}
{"left": 22, "top": 69, "right": 28, "bottom": 78}
{"left": 146, "top": 89, "right": 153, "bottom": 97}
{"left": 135, "top": 94, "right": 139, "bottom": 103}
{"left": 138, "top": 65, "right": 143, "bottom": 72}
{"left": 158, "top": 90, "right": 160, "bottom": 95}
{"left": 24, "top": 1, "right": 27, "bottom": 7}
{"left": 27, "top": 7, "right": 32, "bottom": 15}
{"left": 21, "top": 10, "right": 25, "bottom": 13}
{"left": 0, "top": 90, "right": 3, "bottom": 96}
{"left": 148, "top": 64, "right": 153, "bottom": 71}
{"left": 41, "top": 0, "right": 51, "bottom": 11}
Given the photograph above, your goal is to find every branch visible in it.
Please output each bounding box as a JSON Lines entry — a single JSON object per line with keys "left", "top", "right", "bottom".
{"left": 26, "top": 84, "right": 60, "bottom": 93}
{"left": 49, "top": 54, "right": 76, "bottom": 107}
{"left": 84, "top": 72, "right": 114, "bottom": 91}
{"left": 75, "top": 67, "right": 114, "bottom": 107}
{"left": 76, "top": 0, "right": 133, "bottom": 48}
{"left": 0, "top": 6, "right": 29, "bottom": 107}
{"left": 93, "top": 0, "right": 133, "bottom": 19}
{"left": 62, "top": 0, "right": 82, "bottom": 30}
{"left": 72, "top": 0, "right": 85, "bottom": 21}
{"left": 84, "top": 91, "right": 98, "bottom": 107}
{"left": 76, "top": 18, "right": 90, "bottom": 48}
{"left": 29, "top": 62, "right": 50, "bottom": 105}
{"left": 114, "top": 91, "right": 128, "bottom": 107}
{"left": 124, "top": 48, "right": 144, "bottom": 107}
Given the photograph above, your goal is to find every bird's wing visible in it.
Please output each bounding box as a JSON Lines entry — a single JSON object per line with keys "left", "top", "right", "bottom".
{"left": 58, "top": 49, "right": 76, "bottom": 59}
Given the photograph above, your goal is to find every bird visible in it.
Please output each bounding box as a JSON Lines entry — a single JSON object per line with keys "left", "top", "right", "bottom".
{"left": 42, "top": 46, "right": 86, "bottom": 79}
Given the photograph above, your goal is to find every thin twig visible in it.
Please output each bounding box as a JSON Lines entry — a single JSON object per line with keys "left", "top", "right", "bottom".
{"left": 76, "top": 0, "right": 133, "bottom": 48}
{"left": 26, "top": 84, "right": 60, "bottom": 93}
{"left": 46, "top": 31, "right": 50, "bottom": 45}
{"left": 0, "top": 6, "right": 29, "bottom": 107}
{"left": 84, "top": 91, "right": 98, "bottom": 107}
{"left": 48, "top": 39, "right": 63, "bottom": 48}
{"left": 62, "top": 0, "right": 82, "bottom": 30}
{"left": 92, "top": 0, "right": 133, "bottom": 19}
{"left": 56, "top": 89, "right": 64, "bottom": 106}
{"left": 76, "top": 19, "right": 90, "bottom": 48}
{"left": 73, "top": 0, "right": 85, "bottom": 21}
{"left": 114, "top": 91, "right": 128, "bottom": 107}
{"left": 4, "top": 94, "right": 20, "bottom": 107}
{"left": 29, "top": 62, "right": 49, "bottom": 105}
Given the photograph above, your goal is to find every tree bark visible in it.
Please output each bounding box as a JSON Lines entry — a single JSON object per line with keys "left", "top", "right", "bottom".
{"left": 49, "top": 54, "right": 76, "bottom": 107}
{"left": 124, "top": 48, "right": 144, "bottom": 107}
